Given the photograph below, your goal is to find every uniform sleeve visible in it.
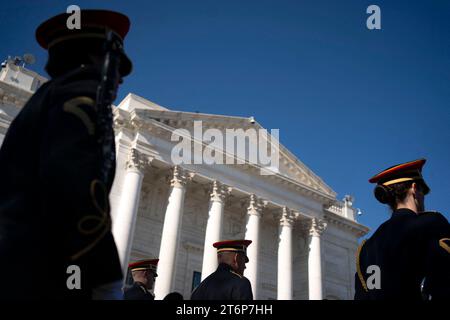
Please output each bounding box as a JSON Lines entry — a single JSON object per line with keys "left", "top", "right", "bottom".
{"left": 354, "top": 272, "right": 366, "bottom": 300}
{"left": 232, "top": 278, "right": 253, "bottom": 300}
{"left": 354, "top": 240, "right": 368, "bottom": 300}
{"left": 420, "top": 213, "right": 450, "bottom": 299}
{"left": 124, "top": 284, "right": 155, "bottom": 300}
{"left": 124, "top": 285, "right": 139, "bottom": 300}
{"left": 190, "top": 286, "right": 200, "bottom": 300}
{"left": 40, "top": 94, "right": 98, "bottom": 210}
{"left": 39, "top": 94, "right": 122, "bottom": 290}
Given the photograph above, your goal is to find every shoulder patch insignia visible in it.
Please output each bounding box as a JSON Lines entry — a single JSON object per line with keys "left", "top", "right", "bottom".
{"left": 439, "top": 238, "right": 450, "bottom": 254}
{"left": 230, "top": 270, "right": 243, "bottom": 279}
{"left": 63, "top": 96, "right": 96, "bottom": 135}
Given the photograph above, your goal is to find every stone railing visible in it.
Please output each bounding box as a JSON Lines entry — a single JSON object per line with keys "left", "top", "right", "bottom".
{"left": 324, "top": 197, "right": 357, "bottom": 221}
{"left": 327, "top": 202, "right": 344, "bottom": 216}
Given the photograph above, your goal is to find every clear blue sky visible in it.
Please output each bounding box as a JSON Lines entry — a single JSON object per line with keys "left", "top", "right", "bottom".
{"left": 1, "top": 0, "right": 449, "bottom": 237}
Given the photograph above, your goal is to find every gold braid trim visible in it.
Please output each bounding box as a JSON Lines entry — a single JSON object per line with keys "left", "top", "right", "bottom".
{"left": 63, "top": 96, "right": 96, "bottom": 135}
{"left": 382, "top": 177, "right": 420, "bottom": 186}
{"left": 439, "top": 238, "right": 450, "bottom": 254}
{"left": 70, "top": 179, "right": 111, "bottom": 261}
{"left": 230, "top": 270, "right": 243, "bottom": 279}
{"left": 356, "top": 239, "right": 368, "bottom": 292}
{"left": 217, "top": 248, "right": 245, "bottom": 254}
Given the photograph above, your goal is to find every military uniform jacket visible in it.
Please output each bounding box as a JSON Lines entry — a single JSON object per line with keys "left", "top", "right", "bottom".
{"left": 0, "top": 65, "right": 122, "bottom": 299}
{"left": 123, "top": 282, "right": 155, "bottom": 300}
{"left": 190, "top": 263, "right": 253, "bottom": 300}
{"left": 355, "top": 208, "right": 450, "bottom": 300}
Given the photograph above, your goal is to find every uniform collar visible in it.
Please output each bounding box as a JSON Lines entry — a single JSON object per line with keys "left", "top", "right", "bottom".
{"left": 217, "top": 263, "right": 244, "bottom": 278}
{"left": 392, "top": 208, "right": 417, "bottom": 216}
{"left": 134, "top": 281, "right": 149, "bottom": 292}
{"left": 53, "top": 64, "right": 102, "bottom": 84}
{"left": 217, "top": 263, "right": 233, "bottom": 272}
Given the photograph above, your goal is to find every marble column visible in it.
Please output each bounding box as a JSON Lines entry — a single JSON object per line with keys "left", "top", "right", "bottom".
{"left": 154, "top": 166, "right": 192, "bottom": 299}
{"left": 277, "top": 206, "right": 294, "bottom": 300}
{"left": 307, "top": 218, "right": 327, "bottom": 300}
{"left": 201, "top": 180, "right": 231, "bottom": 281}
{"left": 112, "top": 148, "right": 149, "bottom": 277}
{"left": 244, "top": 194, "right": 264, "bottom": 299}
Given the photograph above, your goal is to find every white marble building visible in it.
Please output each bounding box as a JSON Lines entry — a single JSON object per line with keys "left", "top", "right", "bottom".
{"left": 0, "top": 61, "right": 369, "bottom": 300}
{"left": 0, "top": 58, "right": 47, "bottom": 145}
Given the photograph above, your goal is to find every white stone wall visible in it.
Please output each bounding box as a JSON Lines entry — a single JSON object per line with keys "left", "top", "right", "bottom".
{"left": 322, "top": 224, "right": 359, "bottom": 300}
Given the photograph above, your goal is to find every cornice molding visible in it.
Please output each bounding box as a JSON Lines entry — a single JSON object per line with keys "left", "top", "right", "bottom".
{"left": 0, "top": 83, "right": 32, "bottom": 108}
{"left": 323, "top": 211, "right": 370, "bottom": 238}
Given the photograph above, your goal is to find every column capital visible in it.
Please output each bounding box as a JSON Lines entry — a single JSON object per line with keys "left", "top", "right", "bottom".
{"left": 280, "top": 206, "right": 295, "bottom": 227}
{"left": 247, "top": 194, "right": 265, "bottom": 217}
{"left": 126, "top": 148, "right": 151, "bottom": 173}
{"left": 209, "top": 180, "right": 232, "bottom": 203}
{"left": 301, "top": 217, "right": 327, "bottom": 237}
{"left": 169, "top": 166, "right": 194, "bottom": 188}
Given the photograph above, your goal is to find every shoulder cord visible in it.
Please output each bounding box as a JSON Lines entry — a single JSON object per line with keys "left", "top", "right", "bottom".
{"left": 356, "top": 239, "right": 368, "bottom": 292}
{"left": 70, "top": 179, "right": 111, "bottom": 261}
{"left": 439, "top": 238, "right": 450, "bottom": 254}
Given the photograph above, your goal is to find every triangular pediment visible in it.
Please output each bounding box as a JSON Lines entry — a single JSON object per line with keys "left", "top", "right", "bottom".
{"left": 116, "top": 93, "right": 336, "bottom": 197}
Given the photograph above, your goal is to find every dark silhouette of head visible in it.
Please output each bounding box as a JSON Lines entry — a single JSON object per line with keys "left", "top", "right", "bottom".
{"left": 163, "top": 292, "right": 184, "bottom": 300}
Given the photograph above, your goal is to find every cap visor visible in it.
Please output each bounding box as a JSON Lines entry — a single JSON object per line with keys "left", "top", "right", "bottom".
{"left": 422, "top": 181, "right": 430, "bottom": 195}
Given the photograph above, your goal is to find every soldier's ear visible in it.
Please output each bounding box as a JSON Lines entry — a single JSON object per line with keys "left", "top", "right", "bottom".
{"left": 411, "top": 182, "right": 421, "bottom": 196}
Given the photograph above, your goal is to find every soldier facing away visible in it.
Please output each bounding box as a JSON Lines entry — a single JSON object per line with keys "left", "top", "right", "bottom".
{"left": 355, "top": 159, "right": 450, "bottom": 300}
{"left": 124, "top": 259, "right": 158, "bottom": 300}
{"left": 191, "top": 240, "right": 254, "bottom": 300}
{"left": 0, "top": 10, "right": 132, "bottom": 299}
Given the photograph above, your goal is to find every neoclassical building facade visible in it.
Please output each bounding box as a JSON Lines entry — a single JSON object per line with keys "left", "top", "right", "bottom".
{"left": 0, "top": 61, "right": 369, "bottom": 300}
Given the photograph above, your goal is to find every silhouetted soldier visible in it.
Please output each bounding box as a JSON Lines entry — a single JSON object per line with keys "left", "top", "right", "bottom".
{"left": 0, "top": 10, "right": 132, "bottom": 299}
{"left": 355, "top": 159, "right": 450, "bottom": 300}
{"left": 163, "top": 292, "right": 184, "bottom": 300}
{"left": 191, "top": 240, "right": 253, "bottom": 300}
{"left": 124, "top": 259, "right": 158, "bottom": 300}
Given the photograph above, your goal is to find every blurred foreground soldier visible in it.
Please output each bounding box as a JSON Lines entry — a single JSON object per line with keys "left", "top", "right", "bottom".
{"left": 124, "top": 259, "right": 158, "bottom": 300}
{"left": 0, "top": 10, "right": 132, "bottom": 299}
{"left": 355, "top": 159, "right": 450, "bottom": 300}
{"left": 191, "top": 240, "right": 253, "bottom": 300}
{"left": 164, "top": 292, "right": 184, "bottom": 300}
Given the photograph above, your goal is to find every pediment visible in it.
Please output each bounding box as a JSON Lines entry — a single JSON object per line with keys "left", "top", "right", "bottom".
{"left": 116, "top": 93, "right": 336, "bottom": 197}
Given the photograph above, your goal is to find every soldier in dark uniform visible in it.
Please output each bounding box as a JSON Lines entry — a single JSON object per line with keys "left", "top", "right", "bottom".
{"left": 191, "top": 240, "right": 253, "bottom": 300}
{"left": 355, "top": 159, "right": 450, "bottom": 300}
{"left": 0, "top": 10, "right": 132, "bottom": 299}
{"left": 124, "top": 259, "right": 158, "bottom": 300}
